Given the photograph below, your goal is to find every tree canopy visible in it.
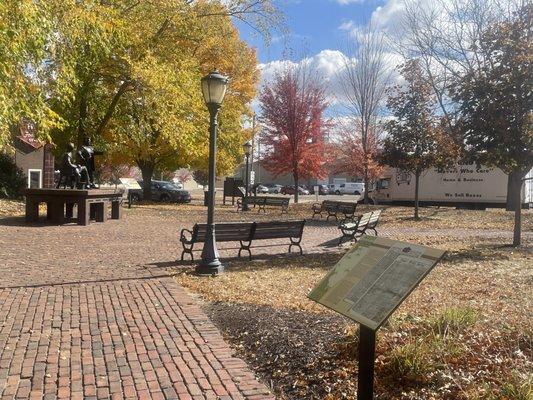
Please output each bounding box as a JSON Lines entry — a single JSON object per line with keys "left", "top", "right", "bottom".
{"left": 381, "top": 60, "right": 455, "bottom": 219}
{"left": 451, "top": 3, "right": 532, "bottom": 245}
{"left": 259, "top": 65, "right": 329, "bottom": 203}
{"left": 1, "top": 0, "right": 276, "bottom": 194}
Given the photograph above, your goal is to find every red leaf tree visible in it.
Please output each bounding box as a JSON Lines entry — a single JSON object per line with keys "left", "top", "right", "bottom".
{"left": 259, "top": 66, "right": 328, "bottom": 203}
{"left": 332, "top": 119, "right": 384, "bottom": 188}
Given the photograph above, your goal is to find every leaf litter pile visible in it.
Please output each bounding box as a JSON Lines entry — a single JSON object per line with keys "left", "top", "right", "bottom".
{"left": 174, "top": 204, "right": 532, "bottom": 400}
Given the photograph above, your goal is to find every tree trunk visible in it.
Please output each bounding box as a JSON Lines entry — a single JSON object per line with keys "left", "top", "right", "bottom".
{"left": 507, "top": 170, "right": 525, "bottom": 247}
{"left": 138, "top": 160, "right": 155, "bottom": 201}
{"left": 414, "top": 170, "right": 420, "bottom": 220}
{"left": 77, "top": 84, "right": 89, "bottom": 149}
{"left": 364, "top": 173, "right": 370, "bottom": 204}
{"left": 294, "top": 173, "right": 299, "bottom": 204}
{"left": 506, "top": 171, "right": 523, "bottom": 211}
{"left": 513, "top": 183, "right": 521, "bottom": 246}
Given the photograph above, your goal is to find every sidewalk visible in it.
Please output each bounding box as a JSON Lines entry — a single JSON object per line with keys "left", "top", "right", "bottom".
{"left": 0, "top": 217, "right": 275, "bottom": 399}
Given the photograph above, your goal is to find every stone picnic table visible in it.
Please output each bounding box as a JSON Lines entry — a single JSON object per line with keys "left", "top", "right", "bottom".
{"left": 23, "top": 188, "right": 123, "bottom": 225}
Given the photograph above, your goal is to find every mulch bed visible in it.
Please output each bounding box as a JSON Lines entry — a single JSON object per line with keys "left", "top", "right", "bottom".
{"left": 205, "top": 302, "right": 357, "bottom": 400}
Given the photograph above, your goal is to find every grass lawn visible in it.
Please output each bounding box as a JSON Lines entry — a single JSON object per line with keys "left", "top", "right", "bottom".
{"left": 173, "top": 204, "right": 532, "bottom": 400}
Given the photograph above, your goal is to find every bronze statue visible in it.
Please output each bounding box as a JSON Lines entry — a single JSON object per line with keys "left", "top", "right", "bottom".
{"left": 57, "top": 143, "right": 90, "bottom": 189}
{"left": 78, "top": 137, "right": 103, "bottom": 188}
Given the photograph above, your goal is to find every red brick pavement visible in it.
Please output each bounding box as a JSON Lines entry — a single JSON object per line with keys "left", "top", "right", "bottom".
{"left": 0, "top": 210, "right": 277, "bottom": 400}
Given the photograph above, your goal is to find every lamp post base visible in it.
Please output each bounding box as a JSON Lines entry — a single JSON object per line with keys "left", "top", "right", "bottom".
{"left": 195, "top": 226, "right": 224, "bottom": 276}
{"left": 195, "top": 260, "right": 224, "bottom": 276}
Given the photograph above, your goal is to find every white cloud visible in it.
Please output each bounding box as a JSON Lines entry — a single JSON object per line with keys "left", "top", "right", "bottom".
{"left": 334, "top": 0, "right": 367, "bottom": 4}
{"left": 258, "top": 50, "right": 348, "bottom": 105}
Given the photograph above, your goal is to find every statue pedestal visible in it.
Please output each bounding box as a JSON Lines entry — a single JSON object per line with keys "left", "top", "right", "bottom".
{"left": 23, "top": 188, "right": 123, "bottom": 225}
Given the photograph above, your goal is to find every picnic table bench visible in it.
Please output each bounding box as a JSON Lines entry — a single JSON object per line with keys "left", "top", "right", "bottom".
{"left": 338, "top": 209, "right": 382, "bottom": 245}
{"left": 237, "top": 196, "right": 290, "bottom": 214}
{"left": 312, "top": 200, "right": 358, "bottom": 220}
{"left": 179, "top": 220, "right": 305, "bottom": 261}
{"left": 24, "top": 188, "right": 123, "bottom": 225}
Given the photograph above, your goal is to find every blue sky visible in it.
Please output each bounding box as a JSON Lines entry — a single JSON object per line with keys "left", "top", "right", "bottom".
{"left": 237, "top": 0, "right": 387, "bottom": 63}
{"left": 234, "top": 0, "right": 405, "bottom": 116}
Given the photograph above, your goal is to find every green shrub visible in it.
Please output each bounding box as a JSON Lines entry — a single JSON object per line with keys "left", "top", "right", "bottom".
{"left": 389, "top": 340, "right": 433, "bottom": 377}
{"left": 482, "top": 378, "right": 532, "bottom": 400}
{"left": 429, "top": 307, "right": 478, "bottom": 336}
{"left": 0, "top": 153, "right": 25, "bottom": 199}
{"left": 387, "top": 334, "right": 465, "bottom": 381}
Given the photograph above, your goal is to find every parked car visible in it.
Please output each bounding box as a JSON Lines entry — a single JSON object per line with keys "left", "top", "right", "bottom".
{"left": 339, "top": 182, "right": 365, "bottom": 195}
{"left": 254, "top": 184, "right": 269, "bottom": 194}
{"left": 328, "top": 184, "right": 342, "bottom": 195}
{"left": 280, "top": 185, "right": 310, "bottom": 195}
{"left": 309, "top": 184, "right": 328, "bottom": 195}
{"left": 263, "top": 183, "right": 283, "bottom": 194}
{"left": 130, "top": 180, "right": 191, "bottom": 203}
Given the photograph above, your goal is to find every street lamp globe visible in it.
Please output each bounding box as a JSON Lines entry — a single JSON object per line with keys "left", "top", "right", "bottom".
{"left": 243, "top": 140, "right": 253, "bottom": 156}
{"left": 201, "top": 70, "right": 229, "bottom": 106}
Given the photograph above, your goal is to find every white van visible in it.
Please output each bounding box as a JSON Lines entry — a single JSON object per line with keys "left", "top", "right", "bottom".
{"left": 339, "top": 182, "right": 365, "bottom": 195}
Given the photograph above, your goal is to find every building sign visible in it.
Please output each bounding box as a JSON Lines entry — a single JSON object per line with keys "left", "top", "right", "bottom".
{"left": 249, "top": 170, "right": 255, "bottom": 185}
{"left": 309, "top": 236, "right": 446, "bottom": 330}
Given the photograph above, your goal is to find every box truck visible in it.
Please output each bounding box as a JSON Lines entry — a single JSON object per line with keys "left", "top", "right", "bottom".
{"left": 371, "top": 164, "right": 532, "bottom": 209}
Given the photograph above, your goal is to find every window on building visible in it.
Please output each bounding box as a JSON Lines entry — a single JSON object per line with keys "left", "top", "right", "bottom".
{"left": 28, "top": 169, "right": 42, "bottom": 188}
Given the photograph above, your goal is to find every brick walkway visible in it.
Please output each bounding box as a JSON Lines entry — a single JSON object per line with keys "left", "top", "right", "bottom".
{"left": 0, "top": 210, "right": 276, "bottom": 400}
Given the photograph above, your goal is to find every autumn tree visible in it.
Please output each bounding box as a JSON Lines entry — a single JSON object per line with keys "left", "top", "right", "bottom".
{"left": 381, "top": 60, "right": 453, "bottom": 220}
{"left": 333, "top": 121, "right": 383, "bottom": 189}
{"left": 338, "top": 24, "right": 391, "bottom": 203}
{"left": 451, "top": 3, "right": 532, "bottom": 246}
{"left": 259, "top": 65, "right": 328, "bottom": 203}
{"left": 102, "top": 1, "right": 259, "bottom": 199}
{"left": 98, "top": 163, "right": 139, "bottom": 187}
{"left": 0, "top": 0, "right": 63, "bottom": 146}
{"left": 1, "top": 0, "right": 279, "bottom": 198}
{"left": 175, "top": 168, "right": 193, "bottom": 184}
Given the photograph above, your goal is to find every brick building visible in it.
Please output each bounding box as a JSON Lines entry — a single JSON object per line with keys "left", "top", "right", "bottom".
{"left": 12, "top": 121, "right": 55, "bottom": 188}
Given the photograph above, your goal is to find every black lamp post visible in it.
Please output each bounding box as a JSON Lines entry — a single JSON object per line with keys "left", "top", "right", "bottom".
{"left": 196, "top": 70, "right": 228, "bottom": 276}
{"left": 242, "top": 140, "right": 253, "bottom": 211}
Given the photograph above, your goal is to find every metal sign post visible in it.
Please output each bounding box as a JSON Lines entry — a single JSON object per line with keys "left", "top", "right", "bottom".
{"left": 308, "top": 236, "right": 446, "bottom": 400}
{"left": 357, "top": 325, "right": 376, "bottom": 400}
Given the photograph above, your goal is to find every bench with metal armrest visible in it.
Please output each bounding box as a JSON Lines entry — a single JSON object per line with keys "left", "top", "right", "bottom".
{"left": 312, "top": 200, "right": 358, "bottom": 221}
{"left": 179, "top": 220, "right": 305, "bottom": 260}
{"left": 337, "top": 209, "right": 382, "bottom": 245}
{"left": 237, "top": 196, "right": 290, "bottom": 214}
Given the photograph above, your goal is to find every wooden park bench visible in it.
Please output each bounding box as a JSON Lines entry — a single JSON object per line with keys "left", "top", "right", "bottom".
{"left": 312, "top": 200, "right": 357, "bottom": 221}
{"left": 337, "top": 209, "right": 382, "bottom": 245}
{"left": 237, "top": 196, "right": 290, "bottom": 215}
{"left": 239, "top": 220, "right": 305, "bottom": 259}
{"left": 179, "top": 220, "right": 305, "bottom": 261}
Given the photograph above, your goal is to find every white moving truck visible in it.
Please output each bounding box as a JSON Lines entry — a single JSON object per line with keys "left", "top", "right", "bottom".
{"left": 372, "top": 164, "right": 532, "bottom": 209}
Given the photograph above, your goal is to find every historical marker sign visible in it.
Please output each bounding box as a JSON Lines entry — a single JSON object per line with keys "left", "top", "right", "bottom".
{"left": 309, "top": 235, "right": 446, "bottom": 330}
{"left": 119, "top": 178, "right": 141, "bottom": 190}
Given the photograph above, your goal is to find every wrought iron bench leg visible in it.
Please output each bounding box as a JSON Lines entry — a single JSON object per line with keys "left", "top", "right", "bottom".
{"left": 239, "top": 240, "right": 253, "bottom": 260}
{"left": 312, "top": 210, "right": 321, "bottom": 219}
{"left": 289, "top": 237, "right": 303, "bottom": 255}
{"left": 180, "top": 243, "right": 194, "bottom": 261}
{"left": 338, "top": 228, "right": 355, "bottom": 246}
